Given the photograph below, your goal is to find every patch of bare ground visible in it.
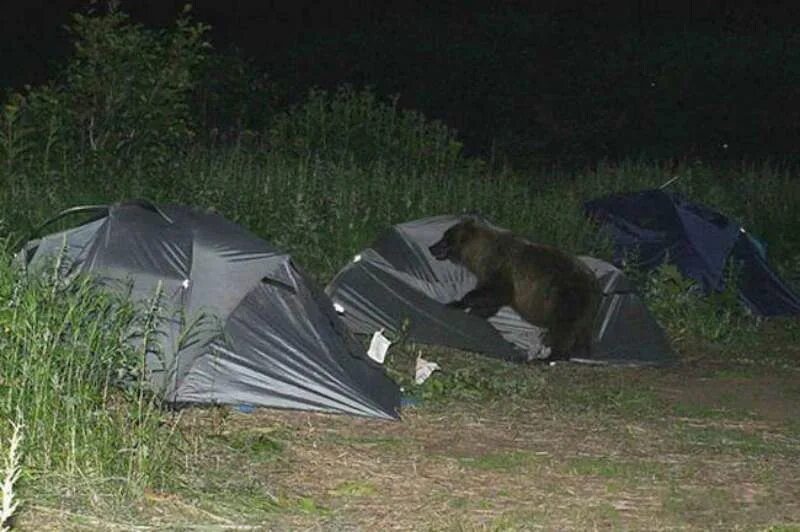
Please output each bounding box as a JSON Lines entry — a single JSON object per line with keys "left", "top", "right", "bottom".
{"left": 156, "top": 382, "right": 799, "bottom": 531}
{"left": 18, "top": 339, "right": 800, "bottom": 530}
{"left": 658, "top": 372, "right": 800, "bottom": 423}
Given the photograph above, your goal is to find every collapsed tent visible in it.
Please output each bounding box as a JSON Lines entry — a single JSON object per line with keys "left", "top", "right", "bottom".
{"left": 584, "top": 189, "right": 800, "bottom": 316}
{"left": 326, "top": 215, "right": 674, "bottom": 366}
{"left": 17, "top": 201, "right": 400, "bottom": 419}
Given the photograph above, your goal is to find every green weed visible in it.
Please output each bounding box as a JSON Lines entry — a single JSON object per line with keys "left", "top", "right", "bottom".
{"left": 670, "top": 402, "right": 754, "bottom": 421}
{"left": 292, "top": 496, "right": 329, "bottom": 516}
{"left": 209, "top": 431, "right": 286, "bottom": 463}
{"left": 677, "top": 426, "right": 796, "bottom": 456}
{"left": 328, "top": 480, "right": 377, "bottom": 498}
{"left": 662, "top": 485, "right": 737, "bottom": 523}
{"left": 388, "top": 347, "right": 546, "bottom": 404}
{"left": 641, "top": 262, "right": 760, "bottom": 347}
{"left": 459, "top": 451, "right": 543, "bottom": 472}
{"left": 542, "top": 371, "right": 666, "bottom": 418}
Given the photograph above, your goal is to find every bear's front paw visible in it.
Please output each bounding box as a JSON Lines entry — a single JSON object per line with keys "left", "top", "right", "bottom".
{"left": 526, "top": 344, "right": 552, "bottom": 361}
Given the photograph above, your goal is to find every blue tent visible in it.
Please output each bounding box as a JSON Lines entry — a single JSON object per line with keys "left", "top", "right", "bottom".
{"left": 584, "top": 189, "right": 800, "bottom": 317}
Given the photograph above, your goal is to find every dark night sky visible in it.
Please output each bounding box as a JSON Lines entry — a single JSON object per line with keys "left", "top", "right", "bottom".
{"left": 3, "top": 0, "right": 393, "bottom": 88}
{"left": 3, "top": 1, "right": 800, "bottom": 163}
{"left": 5, "top": 0, "right": 797, "bottom": 90}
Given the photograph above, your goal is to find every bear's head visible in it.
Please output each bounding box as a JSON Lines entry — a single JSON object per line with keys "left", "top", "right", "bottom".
{"left": 428, "top": 219, "right": 478, "bottom": 262}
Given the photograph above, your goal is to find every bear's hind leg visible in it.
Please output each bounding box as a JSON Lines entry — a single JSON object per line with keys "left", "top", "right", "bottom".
{"left": 542, "top": 321, "right": 576, "bottom": 361}
{"left": 571, "top": 328, "right": 592, "bottom": 359}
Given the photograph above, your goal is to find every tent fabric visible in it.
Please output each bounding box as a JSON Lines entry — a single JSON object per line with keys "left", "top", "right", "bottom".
{"left": 326, "top": 215, "right": 674, "bottom": 367}
{"left": 18, "top": 202, "right": 400, "bottom": 420}
{"left": 584, "top": 189, "right": 800, "bottom": 316}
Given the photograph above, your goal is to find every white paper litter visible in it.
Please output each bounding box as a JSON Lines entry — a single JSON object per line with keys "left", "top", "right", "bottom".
{"left": 414, "top": 355, "right": 440, "bottom": 385}
{"left": 367, "top": 329, "right": 391, "bottom": 364}
{"left": 333, "top": 302, "right": 345, "bottom": 314}
{"left": 353, "top": 254, "right": 362, "bottom": 263}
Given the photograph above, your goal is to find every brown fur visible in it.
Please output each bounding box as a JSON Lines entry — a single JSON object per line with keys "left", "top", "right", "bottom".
{"left": 429, "top": 219, "right": 601, "bottom": 360}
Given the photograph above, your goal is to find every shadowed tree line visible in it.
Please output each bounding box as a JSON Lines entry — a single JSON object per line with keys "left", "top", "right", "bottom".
{"left": 2, "top": 0, "right": 799, "bottom": 167}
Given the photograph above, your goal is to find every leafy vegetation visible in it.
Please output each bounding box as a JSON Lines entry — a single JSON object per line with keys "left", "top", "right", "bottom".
{"left": 637, "top": 262, "right": 759, "bottom": 347}
{"left": 6, "top": 2, "right": 209, "bottom": 176}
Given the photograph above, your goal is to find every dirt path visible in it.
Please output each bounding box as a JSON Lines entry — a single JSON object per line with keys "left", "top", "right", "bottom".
{"left": 20, "top": 351, "right": 800, "bottom": 530}
{"left": 149, "top": 360, "right": 800, "bottom": 531}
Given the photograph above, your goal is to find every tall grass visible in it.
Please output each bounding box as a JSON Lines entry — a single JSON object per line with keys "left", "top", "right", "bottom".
{"left": 2, "top": 134, "right": 796, "bottom": 354}
{"left": 4, "top": 146, "right": 798, "bottom": 282}
{"left": 2, "top": 90, "right": 798, "bottom": 325}
{"left": 0, "top": 246, "right": 179, "bottom": 502}
{"left": 0, "top": 151, "right": 600, "bottom": 281}
{"left": 1, "top": 414, "right": 23, "bottom": 532}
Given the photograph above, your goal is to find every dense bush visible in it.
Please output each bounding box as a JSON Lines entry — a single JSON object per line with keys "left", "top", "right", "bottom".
{"left": 636, "top": 262, "right": 758, "bottom": 347}
{"left": 267, "top": 85, "right": 471, "bottom": 177}
{"left": 193, "top": 47, "right": 285, "bottom": 142}
{"left": 3, "top": 3, "right": 209, "bottom": 173}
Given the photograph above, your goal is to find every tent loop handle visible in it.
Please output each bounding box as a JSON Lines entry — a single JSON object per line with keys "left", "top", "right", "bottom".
{"left": 14, "top": 204, "right": 110, "bottom": 253}
{"left": 14, "top": 198, "right": 173, "bottom": 253}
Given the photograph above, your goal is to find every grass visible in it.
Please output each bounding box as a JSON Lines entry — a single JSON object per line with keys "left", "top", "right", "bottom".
{"left": 0, "top": 251, "right": 181, "bottom": 526}
{"left": 5, "top": 138, "right": 800, "bottom": 282}
{"left": 128, "top": 383, "right": 795, "bottom": 531}
{"left": 670, "top": 401, "right": 754, "bottom": 420}
{"left": 207, "top": 430, "right": 286, "bottom": 463}
{"left": 458, "top": 450, "right": 544, "bottom": 472}
{"left": 7, "top": 343, "right": 800, "bottom": 529}
{"left": 676, "top": 425, "right": 799, "bottom": 456}
{"left": 328, "top": 480, "right": 377, "bottom": 498}
{"left": 565, "top": 456, "right": 667, "bottom": 481}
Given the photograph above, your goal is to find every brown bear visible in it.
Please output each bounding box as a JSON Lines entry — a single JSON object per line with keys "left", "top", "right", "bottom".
{"left": 428, "top": 218, "right": 601, "bottom": 360}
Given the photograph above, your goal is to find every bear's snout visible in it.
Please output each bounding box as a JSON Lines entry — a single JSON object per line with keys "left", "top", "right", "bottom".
{"left": 429, "top": 239, "right": 450, "bottom": 260}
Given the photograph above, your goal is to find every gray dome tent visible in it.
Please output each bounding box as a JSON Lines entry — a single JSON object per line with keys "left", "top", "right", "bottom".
{"left": 326, "top": 215, "right": 674, "bottom": 366}
{"left": 17, "top": 201, "right": 400, "bottom": 420}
